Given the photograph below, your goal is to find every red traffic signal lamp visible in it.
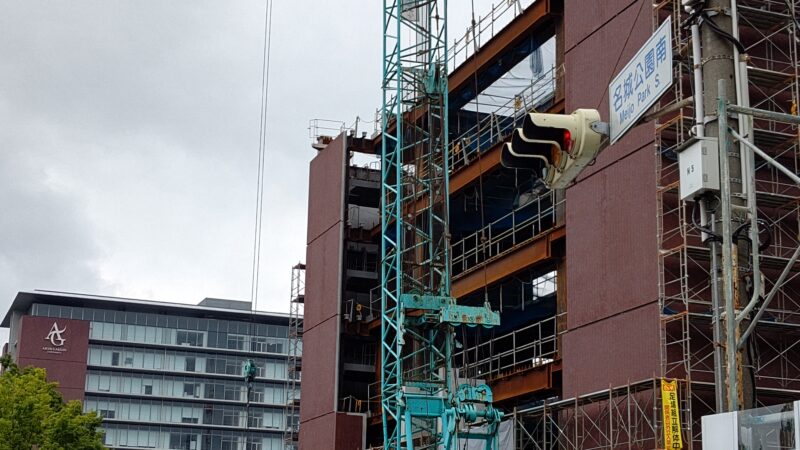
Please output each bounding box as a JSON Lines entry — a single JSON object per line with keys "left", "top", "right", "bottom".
{"left": 501, "top": 109, "right": 607, "bottom": 188}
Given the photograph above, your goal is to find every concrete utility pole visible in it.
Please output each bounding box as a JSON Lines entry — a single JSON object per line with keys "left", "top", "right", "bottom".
{"left": 699, "top": 0, "right": 753, "bottom": 411}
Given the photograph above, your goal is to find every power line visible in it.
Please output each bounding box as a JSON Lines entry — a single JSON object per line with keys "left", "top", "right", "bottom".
{"left": 250, "top": 0, "right": 275, "bottom": 312}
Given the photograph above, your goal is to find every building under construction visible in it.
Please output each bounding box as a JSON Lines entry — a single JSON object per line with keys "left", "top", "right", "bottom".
{"left": 293, "top": 0, "right": 800, "bottom": 448}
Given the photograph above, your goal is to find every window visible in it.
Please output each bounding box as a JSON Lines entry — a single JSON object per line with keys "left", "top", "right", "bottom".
{"left": 124, "top": 356, "right": 134, "bottom": 366}
{"left": 177, "top": 330, "right": 203, "bottom": 347}
{"left": 224, "top": 385, "right": 241, "bottom": 401}
{"left": 181, "top": 416, "right": 199, "bottom": 424}
{"left": 98, "top": 375, "right": 111, "bottom": 392}
{"left": 227, "top": 334, "right": 245, "bottom": 350}
{"left": 98, "top": 409, "right": 115, "bottom": 419}
{"left": 170, "top": 433, "right": 198, "bottom": 450}
{"left": 111, "top": 352, "right": 120, "bottom": 366}
{"left": 250, "top": 337, "right": 267, "bottom": 353}
{"left": 183, "top": 383, "right": 199, "bottom": 398}
{"left": 222, "top": 409, "right": 240, "bottom": 427}
{"left": 248, "top": 413, "right": 263, "bottom": 429}
{"left": 185, "top": 357, "right": 196, "bottom": 372}
{"left": 143, "top": 384, "right": 153, "bottom": 395}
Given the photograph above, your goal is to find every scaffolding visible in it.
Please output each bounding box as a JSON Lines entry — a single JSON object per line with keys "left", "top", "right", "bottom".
{"left": 654, "top": 0, "right": 800, "bottom": 447}
{"left": 284, "top": 263, "right": 304, "bottom": 450}
{"left": 487, "top": 1, "right": 800, "bottom": 448}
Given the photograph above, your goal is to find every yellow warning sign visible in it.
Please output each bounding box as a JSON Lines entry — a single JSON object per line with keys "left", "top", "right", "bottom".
{"left": 661, "top": 379, "right": 683, "bottom": 449}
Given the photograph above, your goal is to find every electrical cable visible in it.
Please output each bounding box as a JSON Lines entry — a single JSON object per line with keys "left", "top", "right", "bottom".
{"left": 732, "top": 218, "right": 772, "bottom": 253}
{"left": 246, "top": 0, "right": 274, "bottom": 440}
{"left": 593, "top": 0, "right": 648, "bottom": 110}
{"left": 250, "top": 0, "right": 275, "bottom": 312}
{"left": 691, "top": 197, "right": 723, "bottom": 243}
{"left": 700, "top": 11, "right": 746, "bottom": 54}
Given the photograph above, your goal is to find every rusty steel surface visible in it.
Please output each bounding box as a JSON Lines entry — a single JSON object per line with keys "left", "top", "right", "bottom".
{"left": 491, "top": 362, "right": 559, "bottom": 402}
{"left": 449, "top": 0, "right": 554, "bottom": 96}
{"left": 366, "top": 0, "right": 557, "bottom": 154}
{"left": 452, "top": 226, "right": 564, "bottom": 299}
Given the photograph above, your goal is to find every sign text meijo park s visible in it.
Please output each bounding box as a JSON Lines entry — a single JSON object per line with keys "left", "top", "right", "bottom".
{"left": 42, "top": 321, "right": 68, "bottom": 354}
{"left": 609, "top": 16, "right": 673, "bottom": 144}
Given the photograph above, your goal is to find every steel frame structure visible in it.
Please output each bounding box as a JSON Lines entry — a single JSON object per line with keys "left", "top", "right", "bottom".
{"left": 380, "top": 1, "right": 502, "bottom": 449}
{"left": 284, "top": 263, "right": 304, "bottom": 450}
{"left": 482, "top": 1, "right": 800, "bottom": 448}
{"left": 655, "top": 0, "right": 800, "bottom": 446}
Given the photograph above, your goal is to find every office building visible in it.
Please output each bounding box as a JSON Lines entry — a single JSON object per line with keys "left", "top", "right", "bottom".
{"left": 2, "top": 290, "right": 299, "bottom": 450}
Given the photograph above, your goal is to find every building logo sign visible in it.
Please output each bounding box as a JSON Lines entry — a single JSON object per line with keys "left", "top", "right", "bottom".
{"left": 43, "top": 322, "right": 68, "bottom": 354}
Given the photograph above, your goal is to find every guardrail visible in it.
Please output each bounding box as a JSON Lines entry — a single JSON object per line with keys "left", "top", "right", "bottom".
{"left": 454, "top": 313, "right": 562, "bottom": 381}
{"left": 449, "top": 64, "right": 560, "bottom": 174}
{"left": 448, "top": 0, "right": 539, "bottom": 73}
{"left": 452, "top": 190, "right": 556, "bottom": 277}
{"left": 360, "top": 313, "right": 562, "bottom": 416}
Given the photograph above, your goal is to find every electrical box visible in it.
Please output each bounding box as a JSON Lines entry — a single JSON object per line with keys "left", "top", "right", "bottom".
{"left": 678, "top": 138, "right": 719, "bottom": 200}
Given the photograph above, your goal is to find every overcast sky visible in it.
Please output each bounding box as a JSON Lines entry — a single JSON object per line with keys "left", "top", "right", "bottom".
{"left": 0, "top": 0, "right": 500, "bottom": 346}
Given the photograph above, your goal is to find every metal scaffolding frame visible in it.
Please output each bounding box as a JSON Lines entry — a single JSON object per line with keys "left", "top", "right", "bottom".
{"left": 284, "top": 263, "right": 304, "bottom": 450}
{"left": 654, "top": 0, "right": 800, "bottom": 446}
{"left": 492, "top": 0, "right": 800, "bottom": 448}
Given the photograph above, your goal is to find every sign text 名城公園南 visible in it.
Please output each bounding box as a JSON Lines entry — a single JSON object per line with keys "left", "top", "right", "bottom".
{"left": 609, "top": 16, "right": 673, "bottom": 144}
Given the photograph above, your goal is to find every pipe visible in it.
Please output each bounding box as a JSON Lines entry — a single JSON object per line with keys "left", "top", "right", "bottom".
{"left": 709, "top": 207, "right": 726, "bottom": 413}
{"left": 739, "top": 245, "right": 800, "bottom": 347}
{"left": 731, "top": 129, "right": 800, "bottom": 185}
{"left": 728, "top": 0, "right": 762, "bottom": 335}
{"left": 691, "top": 23, "right": 705, "bottom": 138}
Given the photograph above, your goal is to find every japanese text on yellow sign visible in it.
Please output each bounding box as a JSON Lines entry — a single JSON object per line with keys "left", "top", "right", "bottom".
{"left": 661, "top": 379, "right": 683, "bottom": 449}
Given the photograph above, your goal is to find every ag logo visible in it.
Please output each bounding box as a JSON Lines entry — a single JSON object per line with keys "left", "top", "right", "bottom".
{"left": 45, "top": 322, "right": 67, "bottom": 347}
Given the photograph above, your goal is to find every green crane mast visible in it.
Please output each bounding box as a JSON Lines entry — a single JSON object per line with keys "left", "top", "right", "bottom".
{"left": 380, "top": 1, "right": 503, "bottom": 449}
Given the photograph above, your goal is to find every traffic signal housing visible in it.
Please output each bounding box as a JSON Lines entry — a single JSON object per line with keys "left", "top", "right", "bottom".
{"left": 501, "top": 109, "right": 606, "bottom": 189}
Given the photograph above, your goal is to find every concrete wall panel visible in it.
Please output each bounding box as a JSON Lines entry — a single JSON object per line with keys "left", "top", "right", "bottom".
{"left": 299, "top": 413, "right": 336, "bottom": 450}
{"left": 299, "top": 317, "right": 338, "bottom": 423}
{"left": 565, "top": 0, "right": 654, "bottom": 179}
{"left": 304, "top": 224, "right": 341, "bottom": 331}
{"left": 562, "top": 303, "right": 660, "bottom": 397}
{"left": 307, "top": 135, "right": 345, "bottom": 244}
{"left": 565, "top": 146, "right": 658, "bottom": 329}
{"left": 335, "top": 413, "right": 364, "bottom": 450}
{"left": 565, "top": 0, "right": 642, "bottom": 51}
{"left": 563, "top": 0, "right": 661, "bottom": 398}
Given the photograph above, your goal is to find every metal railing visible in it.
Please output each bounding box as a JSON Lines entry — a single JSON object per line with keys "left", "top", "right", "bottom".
{"left": 449, "top": 65, "right": 560, "bottom": 174}
{"left": 455, "top": 313, "right": 562, "bottom": 381}
{"left": 361, "top": 313, "right": 562, "bottom": 416}
{"left": 448, "top": 0, "right": 539, "bottom": 73}
{"left": 451, "top": 190, "right": 556, "bottom": 277}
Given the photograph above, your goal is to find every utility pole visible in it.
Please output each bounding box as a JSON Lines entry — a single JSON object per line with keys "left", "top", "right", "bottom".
{"left": 699, "top": 0, "right": 753, "bottom": 411}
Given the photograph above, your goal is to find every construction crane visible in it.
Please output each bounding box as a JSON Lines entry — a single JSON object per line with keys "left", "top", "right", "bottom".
{"left": 380, "top": 1, "right": 503, "bottom": 449}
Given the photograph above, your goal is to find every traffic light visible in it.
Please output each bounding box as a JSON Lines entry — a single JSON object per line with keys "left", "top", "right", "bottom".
{"left": 501, "top": 109, "right": 606, "bottom": 189}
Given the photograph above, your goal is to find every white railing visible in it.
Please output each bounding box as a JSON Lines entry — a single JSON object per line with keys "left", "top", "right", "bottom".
{"left": 451, "top": 190, "right": 556, "bottom": 277}
{"left": 448, "top": 0, "right": 539, "bottom": 73}
{"left": 455, "top": 313, "right": 562, "bottom": 381}
{"left": 361, "top": 313, "right": 561, "bottom": 416}
{"left": 449, "top": 64, "right": 560, "bottom": 174}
